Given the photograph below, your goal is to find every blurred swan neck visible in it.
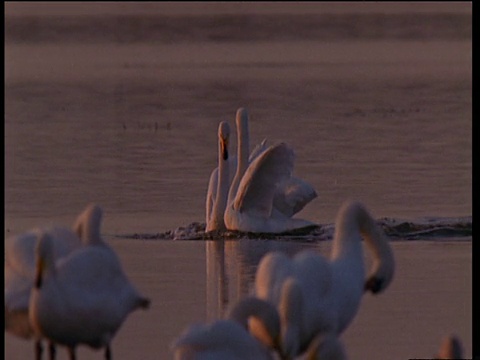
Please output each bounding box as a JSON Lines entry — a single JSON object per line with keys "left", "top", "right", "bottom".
{"left": 332, "top": 201, "right": 395, "bottom": 294}
{"left": 34, "top": 234, "right": 56, "bottom": 288}
{"left": 279, "top": 277, "right": 303, "bottom": 358}
{"left": 331, "top": 201, "right": 377, "bottom": 260}
{"left": 74, "top": 204, "right": 103, "bottom": 245}
{"left": 227, "top": 297, "right": 280, "bottom": 349}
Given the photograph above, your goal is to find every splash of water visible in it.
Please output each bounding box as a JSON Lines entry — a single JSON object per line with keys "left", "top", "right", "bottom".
{"left": 115, "top": 216, "right": 471, "bottom": 241}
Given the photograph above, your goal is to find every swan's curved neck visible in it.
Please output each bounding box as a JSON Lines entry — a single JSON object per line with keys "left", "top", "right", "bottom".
{"left": 227, "top": 296, "right": 280, "bottom": 349}
{"left": 228, "top": 109, "right": 250, "bottom": 204}
{"left": 331, "top": 202, "right": 395, "bottom": 293}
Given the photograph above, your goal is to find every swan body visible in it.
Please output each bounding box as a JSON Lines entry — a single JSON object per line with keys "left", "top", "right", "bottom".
{"left": 172, "top": 297, "right": 281, "bottom": 360}
{"left": 5, "top": 221, "right": 84, "bottom": 359}
{"left": 304, "top": 333, "right": 347, "bottom": 360}
{"left": 255, "top": 200, "right": 395, "bottom": 357}
{"left": 206, "top": 108, "right": 317, "bottom": 232}
{"left": 28, "top": 204, "right": 150, "bottom": 360}
{"left": 224, "top": 141, "right": 316, "bottom": 233}
{"left": 5, "top": 227, "right": 82, "bottom": 324}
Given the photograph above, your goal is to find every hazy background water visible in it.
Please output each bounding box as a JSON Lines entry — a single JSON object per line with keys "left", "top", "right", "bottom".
{"left": 5, "top": 2, "right": 472, "bottom": 360}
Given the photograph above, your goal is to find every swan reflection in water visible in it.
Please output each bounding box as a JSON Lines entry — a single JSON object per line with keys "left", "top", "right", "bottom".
{"left": 205, "top": 238, "right": 319, "bottom": 321}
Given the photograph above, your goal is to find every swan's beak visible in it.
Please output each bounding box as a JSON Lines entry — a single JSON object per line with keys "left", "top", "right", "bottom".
{"left": 364, "top": 275, "right": 384, "bottom": 294}
{"left": 221, "top": 138, "right": 229, "bottom": 160}
{"left": 35, "top": 257, "right": 45, "bottom": 289}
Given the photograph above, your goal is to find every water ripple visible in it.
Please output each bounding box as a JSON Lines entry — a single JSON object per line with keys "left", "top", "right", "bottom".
{"left": 114, "top": 216, "right": 472, "bottom": 242}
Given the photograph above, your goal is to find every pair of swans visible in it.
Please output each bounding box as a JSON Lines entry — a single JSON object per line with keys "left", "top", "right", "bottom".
{"left": 206, "top": 108, "right": 317, "bottom": 233}
{"left": 254, "top": 200, "right": 395, "bottom": 359}
{"left": 5, "top": 204, "right": 150, "bottom": 360}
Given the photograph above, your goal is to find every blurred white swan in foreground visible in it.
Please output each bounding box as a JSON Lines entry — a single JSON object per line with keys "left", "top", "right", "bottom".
{"left": 29, "top": 204, "right": 150, "bottom": 360}
{"left": 172, "top": 296, "right": 282, "bottom": 359}
{"left": 255, "top": 200, "right": 395, "bottom": 358}
{"left": 5, "top": 210, "right": 89, "bottom": 360}
{"left": 206, "top": 107, "right": 317, "bottom": 232}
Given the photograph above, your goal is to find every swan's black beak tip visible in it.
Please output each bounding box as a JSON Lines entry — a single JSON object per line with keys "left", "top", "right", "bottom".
{"left": 364, "top": 276, "right": 384, "bottom": 294}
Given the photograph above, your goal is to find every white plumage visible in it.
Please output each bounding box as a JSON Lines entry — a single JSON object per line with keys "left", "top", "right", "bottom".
{"left": 206, "top": 108, "right": 317, "bottom": 232}
{"left": 255, "top": 200, "right": 395, "bottom": 358}
{"left": 28, "top": 204, "right": 150, "bottom": 360}
{"left": 5, "top": 219, "right": 83, "bottom": 359}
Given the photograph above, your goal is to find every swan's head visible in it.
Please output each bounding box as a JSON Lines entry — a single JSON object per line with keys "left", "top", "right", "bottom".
{"left": 218, "top": 121, "right": 230, "bottom": 161}
{"left": 236, "top": 107, "right": 248, "bottom": 125}
{"left": 34, "top": 232, "right": 55, "bottom": 288}
{"left": 73, "top": 203, "right": 103, "bottom": 245}
{"left": 363, "top": 234, "right": 395, "bottom": 294}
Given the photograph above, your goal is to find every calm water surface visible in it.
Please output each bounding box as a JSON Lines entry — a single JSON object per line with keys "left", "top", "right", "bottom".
{"left": 5, "top": 3, "right": 472, "bottom": 360}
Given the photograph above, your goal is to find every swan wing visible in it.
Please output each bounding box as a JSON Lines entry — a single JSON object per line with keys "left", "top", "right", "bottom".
{"left": 5, "top": 227, "right": 81, "bottom": 299}
{"left": 234, "top": 143, "right": 294, "bottom": 217}
{"left": 248, "top": 138, "right": 269, "bottom": 162}
{"left": 274, "top": 177, "right": 318, "bottom": 217}
{"left": 5, "top": 262, "right": 32, "bottom": 311}
{"left": 36, "top": 245, "right": 148, "bottom": 346}
{"left": 5, "top": 231, "right": 38, "bottom": 277}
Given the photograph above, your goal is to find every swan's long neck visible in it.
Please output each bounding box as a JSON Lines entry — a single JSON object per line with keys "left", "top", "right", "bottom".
{"left": 209, "top": 134, "right": 230, "bottom": 231}
{"left": 279, "top": 276, "right": 304, "bottom": 358}
{"left": 34, "top": 233, "right": 56, "bottom": 288}
{"left": 228, "top": 108, "right": 250, "bottom": 205}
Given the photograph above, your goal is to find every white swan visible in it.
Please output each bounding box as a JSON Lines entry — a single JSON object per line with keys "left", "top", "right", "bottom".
{"left": 227, "top": 108, "right": 317, "bottom": 218}
{"left": 254, "top": 200, "right": 395, "bottom": 358}
{"left": 206, "top": 121, "right": 231, "bottom": 232}
{"left": 205, "top": 108, "right": 317, "bottom": 232}
{"left": 172, "top": 296, "right": 282, "bottom": 359}
{"left": 28, "top": 204, "right": 150, "bottom": 360}
{"left": 5, "top": 219, "right": 84, "bottom": 359}
{"left": 224, "top": 140, "right": 316, "bottom": 233}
